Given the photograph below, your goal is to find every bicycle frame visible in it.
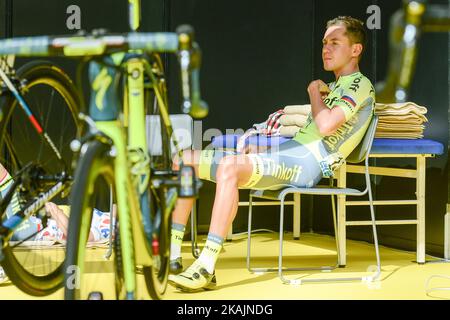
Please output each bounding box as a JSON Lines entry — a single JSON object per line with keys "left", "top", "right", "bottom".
{"left": 0, "top": 0, "right": 207, "bottom": 299}
{"left": 0, "top": 67, "right": 67, "bottom": 164}
{"left": 89, "top": 3, "right": 150, "bottom": 293}
{"left": 95, "top": 120, "right": 148, "bottom": 297}
{"left": 128, "top": 0, "right": 141, "bottom": 31}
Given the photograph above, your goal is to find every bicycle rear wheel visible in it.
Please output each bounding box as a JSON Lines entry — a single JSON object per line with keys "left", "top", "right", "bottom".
{"left": 64, "top": 140, "right": 125, "bottom": 300}
{"left": 0, "top": 60, "right": 80, "bottom": 296}
{"left": 141, "top": 185, "right": 173, "bottom": 300}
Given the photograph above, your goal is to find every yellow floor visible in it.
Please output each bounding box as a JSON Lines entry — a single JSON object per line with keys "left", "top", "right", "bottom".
{"left": 1, "top": 232, "right": 449, "bottom": 300}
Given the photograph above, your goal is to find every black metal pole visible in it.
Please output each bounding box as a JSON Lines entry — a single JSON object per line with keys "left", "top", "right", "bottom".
{"left": 5, "top": 0, "right": 12, "bottom": 38}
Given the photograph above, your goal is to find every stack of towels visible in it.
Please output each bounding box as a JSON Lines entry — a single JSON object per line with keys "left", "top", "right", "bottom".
{"left": 277, "top": 102, "right": 429, "bottom": 139}
{"left": 278, "top": 105, "right": 311, "bottom": 136}
{"left": 374, "top": 102, "right": 428, "bottom": 139}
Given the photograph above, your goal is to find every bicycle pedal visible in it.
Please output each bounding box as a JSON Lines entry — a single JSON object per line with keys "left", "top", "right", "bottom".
{"left": 177, "top": 165, "right": 198, "bottom": 198}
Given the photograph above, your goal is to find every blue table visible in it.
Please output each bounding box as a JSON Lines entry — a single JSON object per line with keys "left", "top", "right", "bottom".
{"left": 212, "top": 134, "right": 444, "bottom": 264}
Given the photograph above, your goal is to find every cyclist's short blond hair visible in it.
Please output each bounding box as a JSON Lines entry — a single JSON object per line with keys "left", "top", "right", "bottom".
{"left": 326, "top": 16, "right": 367, "bottom": 61}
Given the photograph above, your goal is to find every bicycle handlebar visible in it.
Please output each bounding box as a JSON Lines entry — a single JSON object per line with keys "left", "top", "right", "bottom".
{"left": 0, "top": 27, "right": 208, "bottom": 118}
{"left": 376, "top": 0, "right": 450, "bottom": 103}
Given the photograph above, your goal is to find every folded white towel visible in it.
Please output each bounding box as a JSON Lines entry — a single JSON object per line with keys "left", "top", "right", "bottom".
{"left": 279, "top": 114, "right": 308, "bottom": 127}
{"left": 375, "top": 102, "right": 428, "bottom": 120}
{"left": 279, "top": 125, "right": 301, "bottom": 137}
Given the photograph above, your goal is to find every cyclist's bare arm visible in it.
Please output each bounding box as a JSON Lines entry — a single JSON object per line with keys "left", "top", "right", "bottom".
{"left": 377, "top": 0, "right": 450, "bottom": 102}
{"left": 308, "top": 79, "right": 346, "bottom": 136}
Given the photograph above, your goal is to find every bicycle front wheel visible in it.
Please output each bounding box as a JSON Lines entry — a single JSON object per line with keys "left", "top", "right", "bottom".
{"left": 64, "top": 140, "right": 125, "bottom": 300}
{"left": 0, "top": 60, "right": 80, "bottom": 296}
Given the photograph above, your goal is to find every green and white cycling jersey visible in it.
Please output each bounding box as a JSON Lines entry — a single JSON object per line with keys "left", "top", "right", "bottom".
{"left": 196, "top": 71, "right": 375, "bottom": 190}
{"left": 293, "top": 71, "right": 375, "bottom": 176}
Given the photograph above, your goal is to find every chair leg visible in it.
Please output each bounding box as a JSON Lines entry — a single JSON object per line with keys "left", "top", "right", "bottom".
{"left": 247, "top": 192, "right": 343, "bottom": 283}
{"left": 247, "top": 195, "right": 253, "bottom": 272}
{"left": 299, "top": 170, "right": 382, "bottom": 284}
{"left": 331, "top": 193, "right": 342, "bottom": 267}
{"left": 337, "top": 164, "right": 347, "bottom": 266}
{"left": 416, "top": 155, "right": 426, "bottom": 264}
{"left": 278, "top": 197, "right": 290, "bottom": 283}
{"left": 278, "top": 196, "right": 289, "bottom": 283}
{"left": 293, "top": 194, "right": 301, "bottom": 239}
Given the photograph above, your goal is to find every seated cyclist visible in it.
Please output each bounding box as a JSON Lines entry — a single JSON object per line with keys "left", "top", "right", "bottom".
{"left": 167, "top": 16, "right": 376, "bottom": 293}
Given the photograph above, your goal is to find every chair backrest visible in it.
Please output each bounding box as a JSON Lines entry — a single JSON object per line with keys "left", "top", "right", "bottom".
{"left": 346, "top": 115, "right": 378, "bottom": 164}
{"left": 146, "top": 114, "right": 193, "bottom": 156}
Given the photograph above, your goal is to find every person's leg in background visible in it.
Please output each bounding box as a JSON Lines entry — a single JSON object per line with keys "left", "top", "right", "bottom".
{"left": 0, "top": 164, "right": 116, "bottom": 244}
{"left": 0, "top": 164, "right": 41, "bottom": 284}
{"left": 169, "top": 140, "right": 323, "bottom": 292}
{"left": 41, "top": 203, "right": 117, "bottom": 243}
{"left": 169, "top": 150, "right": 254, "bottom": 292}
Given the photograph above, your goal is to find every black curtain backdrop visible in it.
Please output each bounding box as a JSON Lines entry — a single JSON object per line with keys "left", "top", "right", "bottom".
{"left": 167, "top": 0, "right": 449, "bottom": 257}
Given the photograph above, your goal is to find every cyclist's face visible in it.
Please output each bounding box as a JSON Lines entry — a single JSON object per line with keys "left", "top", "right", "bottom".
{"left": 322, "top": 25, "right": 355, "bottom": 71}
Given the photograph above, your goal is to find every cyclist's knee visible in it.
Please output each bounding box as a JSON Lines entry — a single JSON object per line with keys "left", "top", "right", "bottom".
{"left": 0, "top": 163, "right": 8, "bottom": 179}
{"left": 172, "top": 155, "right": 180, "bottom": 170}
{"left": 171, "top": 153, "right": 186, "bottom": 170}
